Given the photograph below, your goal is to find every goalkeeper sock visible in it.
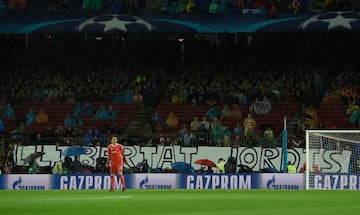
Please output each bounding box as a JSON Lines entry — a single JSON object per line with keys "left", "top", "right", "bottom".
{"left": 110, "top": 175, "right": 115, "bottom": 190}
{"left": 120, "top": 175, "right": 126, "bottom": 190}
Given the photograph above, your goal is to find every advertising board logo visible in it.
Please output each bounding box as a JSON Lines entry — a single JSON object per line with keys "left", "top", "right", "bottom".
{"left": 12, "top": 176, "right": 45, "bottom": 190}
{"left": 139, "top": 175, "right": 172, "bottom": 189}
{"left": 266, "top": 175, "right": 299, "bottom": 189}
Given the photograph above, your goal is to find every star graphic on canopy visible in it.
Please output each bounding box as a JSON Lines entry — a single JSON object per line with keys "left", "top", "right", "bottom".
{"left": 76, "top": 18, "right": 96, "bottom": 31}
{"left": 75, "top": 15, "right": 156, "bottom": 32}
{"left": 298, "top": 11, "right": 360, "bottom": 30}
{"left": 322, "top": 12, "right": 358, "bottom": 29}
{"left": 299, "top": 15, "right": 320, "bottom": 29}
{"left": 134, "top": 16, "right": 156, "bottom": 31}
{"left": 98, "top": 15, "right": 133, "bottom": 32}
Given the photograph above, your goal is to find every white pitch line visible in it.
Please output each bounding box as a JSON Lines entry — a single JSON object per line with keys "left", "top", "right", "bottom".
{"left": 39, "top": 196, "right": 132, "bottom": 201}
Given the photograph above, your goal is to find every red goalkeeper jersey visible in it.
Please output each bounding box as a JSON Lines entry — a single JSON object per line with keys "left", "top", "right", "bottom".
{"left": 108, "top": 143, "right": 124, "bottom": 165}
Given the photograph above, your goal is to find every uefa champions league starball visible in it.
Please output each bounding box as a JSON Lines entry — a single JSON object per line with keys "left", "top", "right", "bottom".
{"left": 298, "top": 11, "right": 360, "bottom": 31}
{"left": 76, "top": 15, "right": 156, "bottom": 33}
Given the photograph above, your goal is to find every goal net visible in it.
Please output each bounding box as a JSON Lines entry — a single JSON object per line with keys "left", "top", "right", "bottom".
{"left": 305, "top": 130, "right": 360, "bottom": 190}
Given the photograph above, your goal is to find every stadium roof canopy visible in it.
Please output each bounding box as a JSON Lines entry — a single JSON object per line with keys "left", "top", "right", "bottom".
{"left": 0, "top": 11, "right": 360, "bottom": 33}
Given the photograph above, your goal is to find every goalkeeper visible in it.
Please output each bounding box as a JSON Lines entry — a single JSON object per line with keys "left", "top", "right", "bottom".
{"left": 106, "top": 136, "right": 126, "bottom": 192}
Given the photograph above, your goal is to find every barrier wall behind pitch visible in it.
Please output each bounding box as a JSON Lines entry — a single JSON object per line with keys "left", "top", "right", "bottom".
{"left": 0, "top": 173, "right": 305, "bottom": 190}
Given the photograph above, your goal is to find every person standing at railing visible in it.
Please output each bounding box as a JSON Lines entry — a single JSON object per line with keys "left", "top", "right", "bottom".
{"left": 216, "top": 158, "right": 225, "bottom": 173}
{"left": 287, "top": 161, "right": 297, "bottom": 173}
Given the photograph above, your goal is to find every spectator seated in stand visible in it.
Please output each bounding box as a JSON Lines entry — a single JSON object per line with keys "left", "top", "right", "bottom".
{"left": 99, "top": 120, "right": 111, "bottom": 134}
{"left": 171, "top": 91, "right": 184, "bottom": 104}
{"left": 36, "top": 108, "right": 49, "bottom": 124}
{"left": 263, "top": 125, "right": 275, "bottom": 146}
{"left": 206, "top": 95, "right": 218, "bottom": 106}
{"left": 94, "top": 104, "right": 108, "bottom": 120}
{"left": 166, "top": 112, "right": 179, "bottom": 128}
{"left": 266, "top": 4, "right": 279, "bottom": 19}
{"left": 206, "top": 107, "right": 220, "bottom": 119}
{"left": 210, "top": 123, "right": 225, "bottom": 146}
{"left": 234, "top": 0, "right": 245, "bottom": 8}
{"left": 230, "top": 104, "right": 242, "bottom": 119}
{"left": 132, "top": 91, "right": 142, "bottom": 104}
{"left": 151, "top": 112, "right": 164, "bottom": 125}
{"left": 1, "top": 104, "right": 15, "bottom": 119}
{"left": 82, "top": 102, "right": 94, "bottom": 116}
{"left": 209, "top": 0, "right": 220, "bottom": 14}
{"left": 234, "top": 121, "right": 244, "bottom": 135}
{"left": 218, "top": 0, "right": 230, "bottom": 13}
{"left": 221, "top": 105, "right": 231, "bottom": 119}
{"left": 323, "top": 0, "right": 335, "bottom": 11}
{"left": 289, "top": 0, "right": 301, "bottom": 13}
{"left": 190, "top": 116, "right": 200, "bottom": 132}
{"left": 179, "top": 125, "right": 192, "bottom": 146}
{"left": 249, "top": 98, "right": 264, "bottom": 115}
{"left": 73, "top": 115, "right": 83, "bottom": 127}
{"left": 25, "top": 109, "right": 37, "bottom": 126}
{"left": 186, "top": 0, "right": 200, "bottom": 13}
{"left": 112, "top": 92, "right": 135, "bottom": 104}
{"left": 176, "top": 0, "right": 187, "bottom": 13}
{"left": 74, "top": 103, "right": 83, "bottom": 116}
{"left": 64, "top": 113, "right": 75, "bottom": 127}
{"left": 82, "top": 0, "right": 103, "bottom": 12}
{"left": 243, "top": 113, "right": 257, "bottom": 142}
{"left": 199, "top": 116, "right": 211, "bottom": 132}
{"left": 304, "top": 106, "right": 318, "bottom": 129}
{"left": 349, "top": 107, "right": 360, "bottom": 124}
{"left": 0, "top": 118, "right": 5, "bottom": 132}
{"left": 83, "top": 129, "right": 94, "bottom": 146}
{"left": 93, "top": 129, "right": 106, "bottom": 146}
{"left": 110, "top": 122, "right": 121, "bottom": 135}
{"left": 107, "top": 104, "right": 118, "bottom": 119}
{"left": 223, "top": 134, "right": 232, "bottom": 147}
{"left": 262, "top": 96, "right": 272, "bottom": 114}
{"left": 210, "top": 117, "right": 222, "bottom": 131}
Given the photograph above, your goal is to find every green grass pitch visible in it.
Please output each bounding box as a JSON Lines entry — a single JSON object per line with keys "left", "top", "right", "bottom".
{"left": 1, "top": 189, "right": 360, "bottom": 215}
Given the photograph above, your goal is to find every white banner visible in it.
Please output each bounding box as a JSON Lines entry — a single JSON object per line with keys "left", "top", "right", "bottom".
{"left": 13, "top": 145, "right": 351, "bottom": 173}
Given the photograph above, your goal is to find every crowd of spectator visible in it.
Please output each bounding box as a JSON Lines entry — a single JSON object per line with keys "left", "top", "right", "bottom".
{"left": 0, "top": 32, "right": 360, "bottom": 174}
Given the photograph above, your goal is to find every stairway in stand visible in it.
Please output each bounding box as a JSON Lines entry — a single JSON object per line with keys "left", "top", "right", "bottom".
{"left": 124, "top": 105, "right": 154, "bottom": 136}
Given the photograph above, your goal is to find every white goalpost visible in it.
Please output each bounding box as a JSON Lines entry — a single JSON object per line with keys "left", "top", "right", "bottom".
{"left": 305, "top": 130, "right": 360, "bottom": 190}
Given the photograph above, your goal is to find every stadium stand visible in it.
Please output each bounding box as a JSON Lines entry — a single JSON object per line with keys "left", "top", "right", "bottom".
{"left": 3, "top": 101, "right": 138, "bottom": 133}
{"left": 316, "top": 101, "right": 355, "bottom": 129}
{"left": 153, "top": 101, "right": 300, "bottom": 135}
